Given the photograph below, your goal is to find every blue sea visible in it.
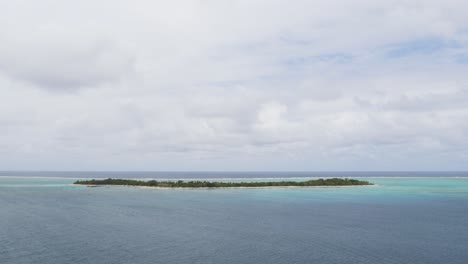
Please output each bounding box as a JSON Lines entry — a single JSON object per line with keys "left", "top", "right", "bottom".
{"left": 1, "top": 172, "right": 468, "bottom": 264}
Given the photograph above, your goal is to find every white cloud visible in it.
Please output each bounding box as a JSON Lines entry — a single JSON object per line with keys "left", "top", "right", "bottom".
{"left": 1, "top": 0, "right": 468, "bottom": 170}
{"left": 0, "top": 27, "right": 134, "bottom": 89}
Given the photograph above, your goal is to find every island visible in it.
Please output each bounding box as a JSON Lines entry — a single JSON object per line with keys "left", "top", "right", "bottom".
{"left": 74, "top": 178, "right": 372, "bottom": 188}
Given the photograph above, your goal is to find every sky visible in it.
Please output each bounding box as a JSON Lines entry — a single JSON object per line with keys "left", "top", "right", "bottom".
{"left": 1, "top": 0, "right": 468, "bottom": 171}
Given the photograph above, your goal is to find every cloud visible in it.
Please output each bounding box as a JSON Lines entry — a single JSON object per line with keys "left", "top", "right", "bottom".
{"left": 0, "top": 27, "right": 134, "bottom": 90}
{"left": 1, "top": 0, "right": 468, "bottom": 170}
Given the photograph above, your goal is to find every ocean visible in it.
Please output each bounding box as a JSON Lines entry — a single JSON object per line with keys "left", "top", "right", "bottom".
{"left": 1, "top": 172, "right": 467, "bottom": 264}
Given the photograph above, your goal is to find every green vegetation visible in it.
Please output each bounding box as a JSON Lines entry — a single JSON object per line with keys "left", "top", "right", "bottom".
{"left": 74, "top": 178, "right": 372, "bottom": 188}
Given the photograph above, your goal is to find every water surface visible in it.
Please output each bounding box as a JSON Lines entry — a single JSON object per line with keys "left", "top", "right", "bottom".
{"left": 1, "top": 174, "right": 467, "bottom": 264}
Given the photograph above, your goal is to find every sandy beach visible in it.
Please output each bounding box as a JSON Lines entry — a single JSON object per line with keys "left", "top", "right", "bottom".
{"left": 80, "top": 184, "right": 378, "bottom": 190}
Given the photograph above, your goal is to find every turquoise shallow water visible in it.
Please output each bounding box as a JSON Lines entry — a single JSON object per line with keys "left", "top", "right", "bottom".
{"left": 1, "top": 175, "right": 468, "bottom": 264}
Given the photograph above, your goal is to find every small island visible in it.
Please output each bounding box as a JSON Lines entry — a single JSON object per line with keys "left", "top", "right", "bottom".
{"left": 74, "top": 178, "right": 372, "bottom": 188}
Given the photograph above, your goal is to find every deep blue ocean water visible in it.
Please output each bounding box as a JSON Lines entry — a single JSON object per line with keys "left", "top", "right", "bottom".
{"left": 1, "top": 172, "right": 468, "bottom": 264}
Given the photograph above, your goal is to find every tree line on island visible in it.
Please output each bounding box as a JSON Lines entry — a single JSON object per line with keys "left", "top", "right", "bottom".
{"left": 74, "top": 178, "right": 372, "bottom": 188}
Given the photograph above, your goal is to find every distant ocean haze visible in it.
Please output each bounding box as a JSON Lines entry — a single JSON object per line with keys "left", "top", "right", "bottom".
{"left": 1, "top": 171, "right": 468, "bottom": 179}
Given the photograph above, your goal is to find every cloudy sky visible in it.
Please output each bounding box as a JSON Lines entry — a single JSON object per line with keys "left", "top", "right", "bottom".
{"left": 1, "top": 0, "right": 468, "bottom": 171}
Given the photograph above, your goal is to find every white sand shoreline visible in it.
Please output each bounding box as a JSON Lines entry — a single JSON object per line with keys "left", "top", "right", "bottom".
{"left": 78, "top": 184, "right": 379, "bottom": 190}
